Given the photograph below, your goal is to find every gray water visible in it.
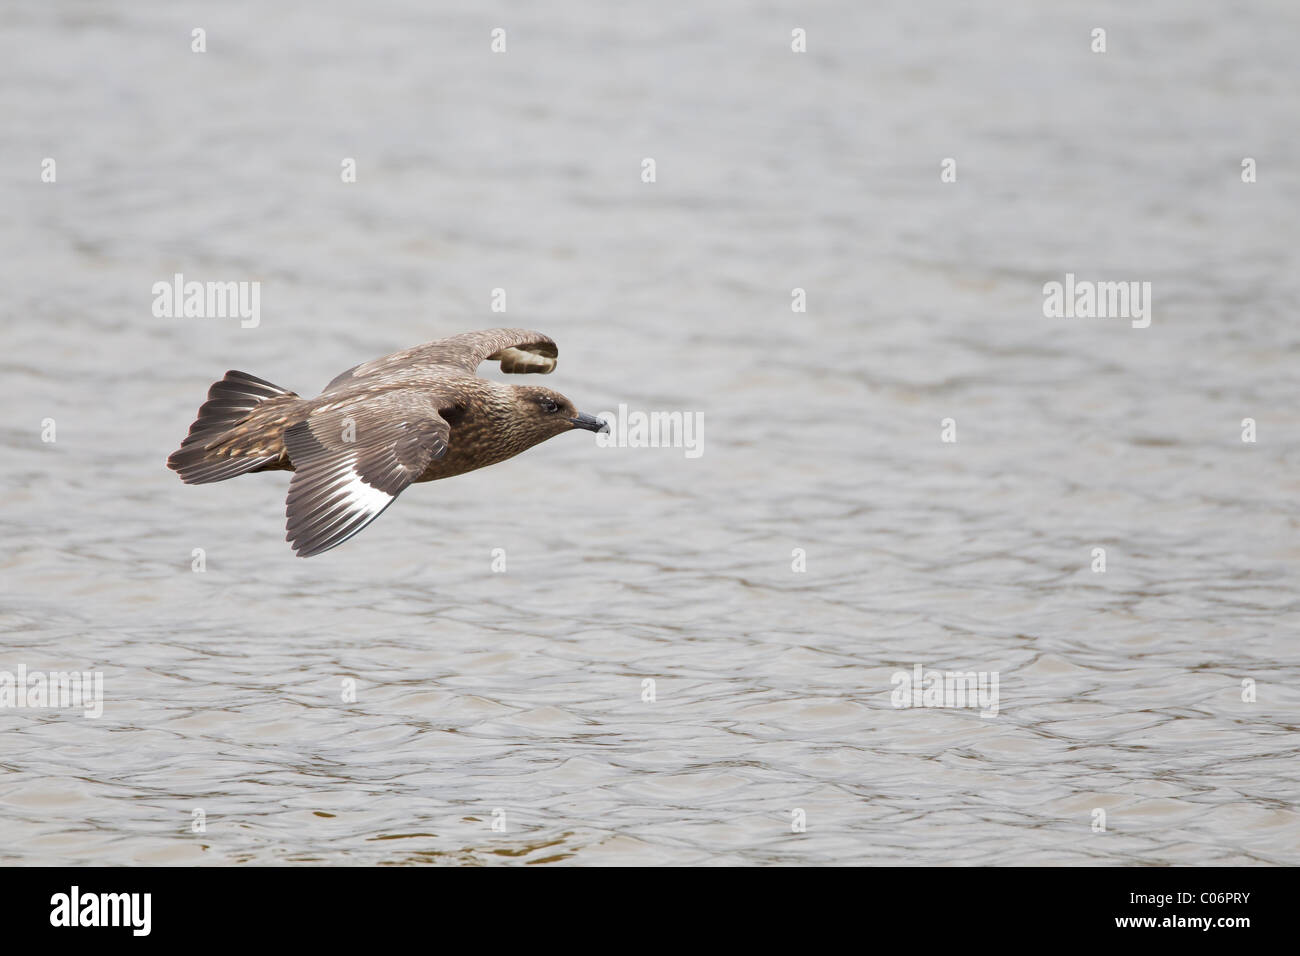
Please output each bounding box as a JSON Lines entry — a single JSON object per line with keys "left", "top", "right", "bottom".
{"left": 2, "top": 0, "right": 1298, "bottom": 865}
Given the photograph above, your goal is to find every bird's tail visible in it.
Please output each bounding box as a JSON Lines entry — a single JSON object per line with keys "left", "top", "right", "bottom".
{"left": 166, "top": 370, "right": 300, "bottom": 484}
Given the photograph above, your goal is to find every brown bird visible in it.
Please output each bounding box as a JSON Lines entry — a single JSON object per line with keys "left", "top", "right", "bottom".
{"left": 167, "top": 329, "right": 608, "bottom": 557}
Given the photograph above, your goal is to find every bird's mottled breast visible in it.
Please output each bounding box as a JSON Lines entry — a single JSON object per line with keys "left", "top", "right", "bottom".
{"left": 415, "top": 402, "right": 519, "bottom": 482}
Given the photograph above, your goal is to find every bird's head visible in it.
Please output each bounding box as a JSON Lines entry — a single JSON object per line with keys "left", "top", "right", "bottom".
{"left": 510, "top": 385, "right": 608, "bottom": 443}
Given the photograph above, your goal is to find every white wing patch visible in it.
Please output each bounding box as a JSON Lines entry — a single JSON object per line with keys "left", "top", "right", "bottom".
{"left": 281, "top": 391, "right": 452, "bottom": 557}
{"left": 489, "top": 346, "right": 557, "bottom": 374}
{"left": 285, "top": 454, "right": 398, "bottom": 557}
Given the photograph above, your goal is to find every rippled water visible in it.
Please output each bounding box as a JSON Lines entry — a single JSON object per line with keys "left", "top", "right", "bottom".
{"left": 2, "top": 0, "right": 1298, "bottom": 865}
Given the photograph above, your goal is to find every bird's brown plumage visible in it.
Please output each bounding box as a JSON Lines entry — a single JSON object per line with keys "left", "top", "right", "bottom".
{"left": 166, "top": 329, "right": 606, "bottom": 557}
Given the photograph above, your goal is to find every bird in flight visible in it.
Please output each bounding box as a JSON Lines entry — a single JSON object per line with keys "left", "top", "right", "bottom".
{"left": 167, "top": 328, "right": 608, "bottom": 557}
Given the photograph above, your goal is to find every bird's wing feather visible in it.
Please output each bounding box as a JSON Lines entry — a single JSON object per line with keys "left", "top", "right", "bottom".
{"left": 323, "top": 329, "right": 556, "bottom": 391}
{"left": 283, "top": 390, "right": 451, "bottom": 557}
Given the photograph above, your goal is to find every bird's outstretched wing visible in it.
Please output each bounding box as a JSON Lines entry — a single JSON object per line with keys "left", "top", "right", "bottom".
{"left": 323, "top": 329, "right": 557, "bottom": 391}
{"left": 283, "top": 389, "right": 452, "bottom": 557}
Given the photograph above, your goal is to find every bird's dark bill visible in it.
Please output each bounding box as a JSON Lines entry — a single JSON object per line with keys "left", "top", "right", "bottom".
{"left": 571, "top": 412, "right": 609, "bottom": 433}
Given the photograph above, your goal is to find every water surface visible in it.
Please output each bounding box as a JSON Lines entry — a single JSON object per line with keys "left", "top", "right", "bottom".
{"left": 1, "top": 0, "right": 1298, "bottom": 865}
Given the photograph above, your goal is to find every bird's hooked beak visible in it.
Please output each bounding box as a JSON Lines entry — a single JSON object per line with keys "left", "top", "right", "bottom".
{"left": 570, "top": 412, "right": 609, "bottom": 433}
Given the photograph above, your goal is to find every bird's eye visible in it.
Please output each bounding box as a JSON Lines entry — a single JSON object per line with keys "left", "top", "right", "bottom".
{"left": 541, "top": 399, "right": 560, "bottom": 414}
